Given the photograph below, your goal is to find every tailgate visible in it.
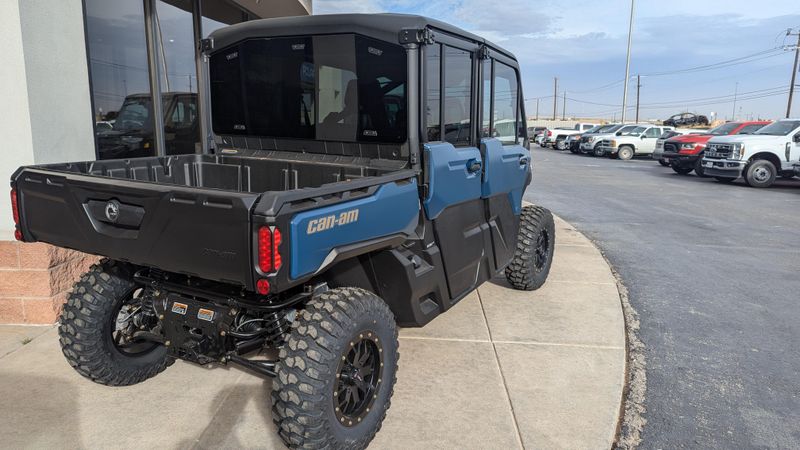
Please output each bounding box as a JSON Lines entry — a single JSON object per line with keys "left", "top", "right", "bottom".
{"left": 13, "top": 168, "right": 259, "bottom": 287}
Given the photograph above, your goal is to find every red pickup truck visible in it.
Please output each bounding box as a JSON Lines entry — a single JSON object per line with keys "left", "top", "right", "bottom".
{"left": 662, "top": 121, "right": 771, "bottom": 176}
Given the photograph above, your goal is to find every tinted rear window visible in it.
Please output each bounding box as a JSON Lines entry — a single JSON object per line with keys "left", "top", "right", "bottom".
{"left": 209, "top": 34, "right": 407, "bottom": 144}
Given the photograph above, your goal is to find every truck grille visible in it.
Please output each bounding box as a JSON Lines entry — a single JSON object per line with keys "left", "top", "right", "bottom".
{"left": 705, "top": 144, "right": 732, "bottom": 159}
{"left": 599, "top": 140, "right": 612, "bottom": 147}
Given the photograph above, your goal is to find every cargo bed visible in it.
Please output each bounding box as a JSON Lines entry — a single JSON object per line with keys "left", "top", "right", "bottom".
{"left": 11, "top": 152, "right": 411, "bottom": 289}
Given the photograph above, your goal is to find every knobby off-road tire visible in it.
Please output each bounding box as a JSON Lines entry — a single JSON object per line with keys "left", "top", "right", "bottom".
{"left": 506, "top": 205, "right": 556, "bottom": 291}
{"left": 658, "top": 158, "right": 670, "bottom": 167}
{"left": 58, "top": 259, "right": 171, "bottom": 386}
{"left": 694, "top": 158, "right": 708, "bottom": 177}
{"left": 272, "top": 287, "right": 399, "bottom": 450}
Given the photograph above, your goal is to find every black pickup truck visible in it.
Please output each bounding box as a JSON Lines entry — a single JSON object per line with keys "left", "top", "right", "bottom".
{"left": 10, "top": 14, "right": 554, "bottom": 449}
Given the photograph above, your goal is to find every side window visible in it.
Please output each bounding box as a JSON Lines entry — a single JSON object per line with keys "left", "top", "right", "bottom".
{"left": 424, "top": 44, "right": 441, "bottom": 141}
{"left": 443, "top": 46, "right": 472, "bottom": 146}
{"left": 644, "top": 127, "right": 661, "bottom": 138}
{"left": 492, "top": 61, "right": 518, "bottom": 144}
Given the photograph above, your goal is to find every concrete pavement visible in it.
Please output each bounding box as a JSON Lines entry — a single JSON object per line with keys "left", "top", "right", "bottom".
{"left": 0, "top": 216, "right": 626, "bottom": 449}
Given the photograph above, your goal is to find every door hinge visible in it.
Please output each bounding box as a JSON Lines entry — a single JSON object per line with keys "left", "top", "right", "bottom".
{"left": 398, "top": 28, "right": 436, "bottom": 45}
{"left": 200, "top": 38, "right": 214, "bottom": 52}
{"left": 478, "top": 45, "right": 491, "bottom": 60}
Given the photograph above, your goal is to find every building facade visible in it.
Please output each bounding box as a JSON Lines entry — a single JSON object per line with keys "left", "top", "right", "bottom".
{"left": 0, "top": 0, "right": 311, "bottom": 323}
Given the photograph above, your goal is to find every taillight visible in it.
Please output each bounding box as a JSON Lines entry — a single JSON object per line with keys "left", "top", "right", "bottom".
{"left": 547, "top": 130, "right": 552, "bottom": 136}
{"left": 10, "top": 188, "right": 22, "bottom": 241}
{"left": 257, "top": 225, "right": 282, "bottom": 273}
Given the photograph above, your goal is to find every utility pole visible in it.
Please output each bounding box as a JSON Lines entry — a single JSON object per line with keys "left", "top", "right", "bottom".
{"left": 786, "top": 28, "right": 800, "bottom": 118}
{"left": 635, "top": 74, "right": 641, "bottom": 123}
{"left": 535, "top": 98, "right": 539, "bottom": 120}
{"left": 553, "top": 77, "right": 558, "bottom": 120}
{"left": 732, "top": 82, "right": 738, "bottom": 121}
{"left": 562, "top": 91, "right": 567, "bottom": 120}
{"left": 621, "top": 0, "right": 636, "bottom": 122}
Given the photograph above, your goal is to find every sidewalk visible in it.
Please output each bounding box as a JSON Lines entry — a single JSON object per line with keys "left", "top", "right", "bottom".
{"left": 0, "top": 216, "right": 626, "bottom": 449}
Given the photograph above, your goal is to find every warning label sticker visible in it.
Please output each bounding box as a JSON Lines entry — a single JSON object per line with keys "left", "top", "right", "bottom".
{"left": 171, "top": 302, "right": 188, "bottom": 315}
{"left": 197, "top": 308, "right": 215, "bottom": 322}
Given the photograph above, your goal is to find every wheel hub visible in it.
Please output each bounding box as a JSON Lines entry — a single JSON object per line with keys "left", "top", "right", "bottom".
{"left": 333, "top": 332, "right": 383, "bottom": 427}
{"left": 753, "top": 166, "right": 770, "bottom": 182}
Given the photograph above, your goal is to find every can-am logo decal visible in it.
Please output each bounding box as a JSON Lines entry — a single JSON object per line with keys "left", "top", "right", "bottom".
{"left": 307, "top": 209, "right": 360, "bottom": 234}
{"left": 226, "top": 51, "right": 238, "bottom": 60}
{"left": 368, "top": 47, "right": 383, "bottom": 56}
{"left": 104, "top": 200, "right": 120, "bottom": 223}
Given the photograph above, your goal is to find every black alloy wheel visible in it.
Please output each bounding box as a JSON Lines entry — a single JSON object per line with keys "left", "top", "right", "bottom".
{"left": 333, "top": 333, "right": 383, "bottom": 426}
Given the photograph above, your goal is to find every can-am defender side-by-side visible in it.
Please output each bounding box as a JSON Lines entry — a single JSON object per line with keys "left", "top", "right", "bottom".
{"left": 10, "top": 14, "right": 555, "bottom": 449}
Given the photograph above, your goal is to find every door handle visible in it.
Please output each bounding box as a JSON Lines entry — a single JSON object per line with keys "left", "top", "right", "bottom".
{"left": 466, "top": 159, "right": 482, "bottom": 173}
{"left": 518, "top": 156, "right": 530, "bottom": 168}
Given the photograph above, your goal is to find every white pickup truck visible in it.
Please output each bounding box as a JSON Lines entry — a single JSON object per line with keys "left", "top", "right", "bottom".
{"left": 544, "top": 123, "right": 597, "bottom": 149}
{"left": 701, "top": 119, "right": 800, "bottom": 187}
{"left": 596, "top": 124, "right": 674, "bottom": 160}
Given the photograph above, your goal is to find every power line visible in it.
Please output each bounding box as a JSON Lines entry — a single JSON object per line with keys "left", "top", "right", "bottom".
{"left": 640, "top": 48, "right": 785, "bottom": 77}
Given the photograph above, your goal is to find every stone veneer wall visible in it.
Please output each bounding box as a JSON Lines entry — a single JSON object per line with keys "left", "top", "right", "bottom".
{"left": 0, "top": 242, "right": 97, "bottom": 324}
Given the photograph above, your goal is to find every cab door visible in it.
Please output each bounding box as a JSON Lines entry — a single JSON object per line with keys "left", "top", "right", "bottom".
{"left": 640, "top": 127, "right": 663, "bottom": 154}
{"left": 478, "top": 55, "right": 530, "bottom": 271}
{"left": 422, "top": 40, "right": 492, "bottom": 302}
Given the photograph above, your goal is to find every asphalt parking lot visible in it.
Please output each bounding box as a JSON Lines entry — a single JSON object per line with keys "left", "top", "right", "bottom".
{"left": 525, "top": 147, "right": 800, "bottom": 449}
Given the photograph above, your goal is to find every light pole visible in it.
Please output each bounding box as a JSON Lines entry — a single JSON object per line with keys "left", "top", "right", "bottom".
{"left": 786, "top": 28, "right": 800, "bottom": 118}
{"left": 731, "top": 82, "right": 738, "bottom": 121}
{"left": 620, "top": 0, "right": 636, "bottom": 123}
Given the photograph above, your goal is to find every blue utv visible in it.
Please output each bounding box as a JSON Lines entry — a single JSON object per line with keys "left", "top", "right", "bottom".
{"left": 10, "top": 13, "right": 555, "bottom": 449}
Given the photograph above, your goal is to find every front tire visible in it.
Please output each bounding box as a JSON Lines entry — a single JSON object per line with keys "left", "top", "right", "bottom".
{"left": 658, "top": 159, "right": 669, "bottom": 167}
{"left": 506, "top": 205, "right": 556, "bottom": 291}
{"left": 58, "top": 259, "right": 171, "bottom": 386}
{"left": 272, "top": 287, "right": 398, "bottom": 450}
{"left": 694, "top": 158, "right": 708, "bottom": 177}
{"left": 671, "top": 165, "right": 693, "bottom": 175}
{"left": 617, "top": 146, "right": 635, "bottom": 160}
{"left": 744, "top": 159, "right": 777, "bottom": 188}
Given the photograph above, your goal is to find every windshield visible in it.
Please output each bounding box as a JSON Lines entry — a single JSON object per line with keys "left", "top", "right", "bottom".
{"left": 210, "top": 34, "right": 407, "bottom": 143}
{"left": 619, "top": 126, "right": 646, "bottom": 136}
{"left": 584, "top": 125, "right": 603, "bottom": 133}
{"left": 754, "top": 120, "right": 800, "bottom": 136}
{"left": 707, "top": 122, "right": 739, "bottom": 136}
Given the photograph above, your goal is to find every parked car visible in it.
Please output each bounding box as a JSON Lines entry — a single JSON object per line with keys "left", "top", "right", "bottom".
{"left": 662, "top": 121, "right": 770, "bottom": 176}
{"left": 578, "top": 124, "right": 625, "bottom": 155}
{"left": 9, "top": 14, "right": 555, "bottom": 449}
{"left": 528, "top": 126, "right": 547, "bottom": 141}
{"left": 565, "top": 124, "right": 609, "bottom": 153}
{"left": 543, "top": 122, "right": 596, "bottom": 149}
{"left": 702, "top": 119, "right": 800, "bottom": 187}
{"left": 652, "top": 128, "right": 704, "bottom": 166}
{"left": 596, "top": 124, "right": 674, "bottom": 159}
{"left": 663, "top": 112, "right": 709, "bottom": 127}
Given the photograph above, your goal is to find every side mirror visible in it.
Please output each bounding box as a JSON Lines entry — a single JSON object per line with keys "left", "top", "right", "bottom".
{"left": 616, "top": 131, "right": 622, "bottom": 136}
{"left": 794, "top": 134, "right": 800, "bottom": 143}
{"left": 640, "top": 135, "right": 646, "bottom": 139}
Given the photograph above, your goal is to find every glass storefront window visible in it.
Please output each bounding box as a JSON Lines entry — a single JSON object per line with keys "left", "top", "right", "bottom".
{"left": 84, "top": 0, "right": 251, "bottom": 160}
{"left": 156, "top": 0, "right": 200, "bottom": 155}
{"left": 85, "top": 0, "right": 156, "bottom": 159}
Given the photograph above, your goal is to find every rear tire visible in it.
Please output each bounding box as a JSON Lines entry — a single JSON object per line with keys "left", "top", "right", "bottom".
{"left": 555, "top": 138, "right": 566, "bottom": 150}
{"left": 272, "top": 287, "right": 398, "bottom": 450}
{"left": 506, "top": 205, "right": 555, "bottom": 291}
{"left": 744, "top": 159, "right": 777, "bottom": 188}
{"left": 58, "top": 259, "right": 171, "bottom": 386}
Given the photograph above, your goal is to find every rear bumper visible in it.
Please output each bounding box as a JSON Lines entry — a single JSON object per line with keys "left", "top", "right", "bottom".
{"left": 700, "top": 158, "right": 746, "bottom": 178}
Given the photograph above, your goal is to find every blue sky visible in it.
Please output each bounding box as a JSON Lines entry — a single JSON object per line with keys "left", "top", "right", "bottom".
{"left": 314, "top": 0, "right": 800, "bottom": 121}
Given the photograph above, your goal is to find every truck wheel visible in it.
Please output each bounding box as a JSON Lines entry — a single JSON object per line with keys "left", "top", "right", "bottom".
{"left": 671, "top": 165, "right": 693, "bottom": 175}
{"left": 693, "top": 159, "right": 708, "bottom": 177}
{"left": 555, "top": 138, "right": 566, "bottom": 150}
{"left": 658, "top": 159, "right": 669, "bottom": 167}
{"left": 505, "top": 205, "right": 555, "bottom": 291}
{"left": 593, "top": 147, "right": 604, "bottom": 157}
{"left": 744, "top": 160, "right": 776, "bottom": 188}
{"left": 617, "top": 146, "right": 635, "bottom": 160}
{"left": 58, "top": 259, "right": 171, "bottom": 386}
{"left": 272, "top": 287, "right": 398, "bottom": 450}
